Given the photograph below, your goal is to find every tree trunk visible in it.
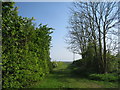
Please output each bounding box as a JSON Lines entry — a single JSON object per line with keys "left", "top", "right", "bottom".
{"left": 98, "top": 26, "right": 104, "bottom": 73}
{"left": 103, "top": 27, "right": 107, "bottom": 73}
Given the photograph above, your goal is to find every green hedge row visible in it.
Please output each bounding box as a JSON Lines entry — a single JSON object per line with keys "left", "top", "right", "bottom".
{"left": 2, "top": 2, "right": 53, "bottom": 88}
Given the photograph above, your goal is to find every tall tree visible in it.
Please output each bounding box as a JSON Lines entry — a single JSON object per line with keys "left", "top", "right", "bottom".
{"left": 67, "top": 1, "right": 119, "bottom": 73}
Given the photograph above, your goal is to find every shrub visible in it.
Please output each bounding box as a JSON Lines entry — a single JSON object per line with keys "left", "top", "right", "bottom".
{"left": 2, "top": 2, "right": 53, "bottom": 88}
{"left": 52, "top": 61, "right": 58, "bottom": 68}
{"left": 89, "top": 73, "right": 118, "bottom": 82}
{"left": 72, "top": 59, "right": 84, "bottom": 66}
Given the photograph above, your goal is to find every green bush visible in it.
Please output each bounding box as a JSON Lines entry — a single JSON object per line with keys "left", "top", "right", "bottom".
{"left": 72, "top": 59, "right": 84, "bottom": 66}
{"left": 52, "top": 61, "right": 58, "bottom": 68}
{"left": 89, "top": 73, "right": 118, "bottom": 82}
{"left": 2, "top": 2, "right": 53, "bottom": 88}
{"left": 72, "top": 59, "right": 97, "bottom": 76}
{"left": 51, "top": 61, "right": 65, "bottom": 68}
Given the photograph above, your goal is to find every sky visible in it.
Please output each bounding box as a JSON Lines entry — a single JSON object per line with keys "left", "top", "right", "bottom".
{"left": 15, "top": 2, "right": 81, "bottom": 62}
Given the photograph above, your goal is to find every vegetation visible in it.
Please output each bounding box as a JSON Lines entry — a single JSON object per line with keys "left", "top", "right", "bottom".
{"left": 65, "top": 2, "right": 119, "bottom": 88}
{"left": 2, "top": 2, "right": 119, "bottom": 88}
{"left": 89, "top": 73, "right": 118, "bottom": 82}
{"left": 2, "top": 2, "right": 53, "bottom": 88}
{"left": 30, "top": 62, "right": 118, "bottom": 88}
{"left": 66, "top": 2, "right": 119, "bottom": 74}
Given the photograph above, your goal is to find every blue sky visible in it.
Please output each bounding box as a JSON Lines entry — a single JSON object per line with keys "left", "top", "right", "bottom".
{"left": 15, "top": 2, "right": 80, "bottom": 61}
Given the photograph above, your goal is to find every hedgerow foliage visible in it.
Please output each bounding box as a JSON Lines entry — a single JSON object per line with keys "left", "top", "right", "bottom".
{"left": 2, "top": 2, "right": 53, "bottom": 88}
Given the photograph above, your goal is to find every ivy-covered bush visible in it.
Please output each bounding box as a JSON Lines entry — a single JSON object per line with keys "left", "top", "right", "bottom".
{"left": 2, "top": 2, "right": 53, "bottom": 88}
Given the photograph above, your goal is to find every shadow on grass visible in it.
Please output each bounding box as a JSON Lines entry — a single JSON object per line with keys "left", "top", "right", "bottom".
{"left": 50, "top": 63, "right": 89, "bottom": 83}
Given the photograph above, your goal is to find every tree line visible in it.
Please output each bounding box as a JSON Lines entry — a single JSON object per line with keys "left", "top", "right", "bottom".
{"left": 2, "top": 2, "right": 53, "bottom": 88}
{"left": 67, "top": 2, "right": 120, "bottom": 74}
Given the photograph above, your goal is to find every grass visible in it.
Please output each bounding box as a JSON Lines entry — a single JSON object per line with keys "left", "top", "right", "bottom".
{"left": 29, "top": 62, "right": 119, "bottom": 88}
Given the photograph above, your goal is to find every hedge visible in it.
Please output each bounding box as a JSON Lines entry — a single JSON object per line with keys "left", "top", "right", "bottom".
{"left": 2, "top": 2, "right": 53, "bottom": 88}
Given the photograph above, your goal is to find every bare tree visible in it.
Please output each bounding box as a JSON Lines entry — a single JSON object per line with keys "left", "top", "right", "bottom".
{"left": 66, "top": 1, "right": 119, "bottom": 73}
